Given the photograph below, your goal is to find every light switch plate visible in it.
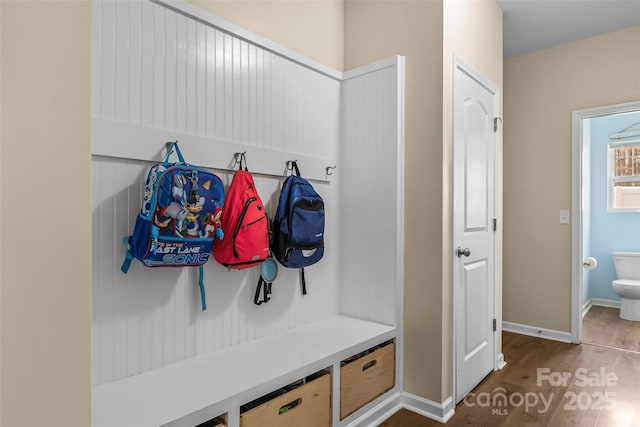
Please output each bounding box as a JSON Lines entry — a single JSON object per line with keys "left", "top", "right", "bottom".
{"left": 560, "top": 210, "right": 570, "bottom": 224}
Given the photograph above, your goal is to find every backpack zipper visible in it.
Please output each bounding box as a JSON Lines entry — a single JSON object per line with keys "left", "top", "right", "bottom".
{"left": 223, "top": 258, "right": 266, "bottom": 269}
{"left": 243, "top": 215, "right": 266, "bottom": 231}
{"left": 232, "top": 196, "right": 257, "bottom": 258}
{"left": 284, "top": 241, "right": 323, "bottom": 261}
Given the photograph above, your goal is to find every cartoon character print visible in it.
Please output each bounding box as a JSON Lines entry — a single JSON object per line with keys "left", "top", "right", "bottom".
{"left": 203, "top": 208, "right": 224, "bottom": 239}
{"left": 153, "top": 205, "right": 174, "bottom": 233}
{"left": 154, "top": 171, "right": 219, "bottom": 238}
{"left": 142, "top": 164, "right": 165, "bottom": 216}
{"left": 157, "top": 202, "right": 188, "bottom": 237}
{"left": 185, "top": 220, "right": 213, "bottom": 238}
{"left": 150, "top": 169, "right": 224, "bottom": 239}
{"left": 153, "top": 204, "right": 185, "bottom": 237}
{"left": 185, "top": 174, "right": 206, "bottom": 224}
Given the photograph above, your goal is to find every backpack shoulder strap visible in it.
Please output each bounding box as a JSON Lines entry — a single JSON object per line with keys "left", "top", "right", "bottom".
{"left": 275, "top": 175, "right": 294, "bottom": 221}
{"left": 300, "top": 268, "right": 307, "bottom": 296}
{"left": 164, "top": 141, "right": 185, "bottom": 165}
{"left": 198, "top": 265, "right": 207, "bottom": 311}
{"left": 121, "top": 237, "right": 133, "bottom": 273}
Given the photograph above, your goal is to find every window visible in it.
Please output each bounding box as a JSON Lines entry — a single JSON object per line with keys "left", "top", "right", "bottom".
{"left": 609, "top": 141, "right": 640, "bottom": 211}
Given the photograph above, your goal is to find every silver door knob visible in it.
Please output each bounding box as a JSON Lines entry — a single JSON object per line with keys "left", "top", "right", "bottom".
{"left": 456, "top": 247, "right": 471, "bottom": 257}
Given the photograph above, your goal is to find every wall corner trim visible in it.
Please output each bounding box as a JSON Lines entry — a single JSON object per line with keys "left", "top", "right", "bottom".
{"left": 349, "top": 391, "right": 457, "bottom": 425}
{"left": 496, "top": 352, "right": 507, "bottom": 370}
{"left": 402, "top": 392, "right": 455, "bottom": 423}
{"left": 589, "top": 298, "right": 621, "bottom": 310}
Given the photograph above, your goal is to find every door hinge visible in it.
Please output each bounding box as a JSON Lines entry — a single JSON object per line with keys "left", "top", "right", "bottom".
{"left": 493, "top": 218, "right": 497, "bottom": 232}
{"left": 494, "top": 117, "right": 502, "bottom": 133}
{"left": 493, "top": 318, "right": 497, "bottom": 332}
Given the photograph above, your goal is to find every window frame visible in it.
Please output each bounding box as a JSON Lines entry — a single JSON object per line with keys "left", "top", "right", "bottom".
{"left": 607, "top": 139, "right": 640, "bottom": 212}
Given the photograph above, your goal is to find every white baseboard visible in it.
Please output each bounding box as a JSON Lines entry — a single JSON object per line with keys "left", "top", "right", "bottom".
{"left": 590, "top": 298, "right": 621, "bottom": 309}
{"left": 348, "top": 391, "right": 403, "bottom": 427}
{"left": 402, "top": 392, "right": 454, "bottom": 423}
{"left": 582, "top": 299, "right": 593, "bottom": 317}
{"left": 583, "top": 298, "right": 621, "bottom": 318}
{"left": 349, "top": 391, "right": 455, "bottom": 426}
{"left": 502, "top": 321, "right": 572, "bottom": 343}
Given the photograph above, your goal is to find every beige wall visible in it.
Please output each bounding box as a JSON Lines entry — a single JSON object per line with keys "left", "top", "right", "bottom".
{"left": 0, "top": 0, "right": 3, "bottom": 415}
{"left": 442, "top": 0, "right": 503, "bottom": 399}
{"left": 345, "top": 0, "right": 445, "bottom": 402}
{"left": 0, "top": 0, "right": 505, "bottom": 421}
{"left": 503, "top": 26, "right": 640, "bottom": 332}
{"left": 345, "top": 0, "right": 503, "bottom": 403}
{"left": 0, "top": 1, "right": 341, "bottom": 425}
{"left": 0, "top": 1, "right": 91, "bottom": 426}
{"left": 189, "top": 0, "right": 344, "bottom": 70}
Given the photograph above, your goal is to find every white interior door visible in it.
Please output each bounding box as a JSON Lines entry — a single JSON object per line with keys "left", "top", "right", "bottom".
{"left": 453, "top": 59, "right": 497, "bottom": 403}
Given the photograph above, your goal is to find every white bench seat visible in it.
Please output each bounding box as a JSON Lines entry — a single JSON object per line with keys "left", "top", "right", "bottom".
{"left": 92, "top": 315, "right": 395, "bottom": 427}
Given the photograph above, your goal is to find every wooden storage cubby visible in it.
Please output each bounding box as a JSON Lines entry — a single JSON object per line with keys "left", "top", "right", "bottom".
{"left": 196, "top": 415, "right": 226, "bottom": 427}
{"left": 340, "top": 341, "right": 395, "bottom": 420}
{"left": 240, "top": 371, "right": 331, "bottom": 427}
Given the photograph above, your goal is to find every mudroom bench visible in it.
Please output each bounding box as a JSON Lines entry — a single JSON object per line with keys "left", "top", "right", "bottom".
{"left": 92, "top": 316, "right": 396, "bottom": 427}
{"left": 91, "top": 2, "right": 404, "bottom": 426}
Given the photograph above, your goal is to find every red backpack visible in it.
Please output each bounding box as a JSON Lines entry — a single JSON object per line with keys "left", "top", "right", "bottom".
{"left": 213, "top": 158, "right": 269, "bottom": 269}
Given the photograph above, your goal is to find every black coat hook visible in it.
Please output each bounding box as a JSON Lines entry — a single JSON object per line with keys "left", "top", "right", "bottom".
{"left": 286, "top": 160, "right": 300, "bottom": 176}
{"left": 233, "top": 152, "right": 248, "bottom": 171}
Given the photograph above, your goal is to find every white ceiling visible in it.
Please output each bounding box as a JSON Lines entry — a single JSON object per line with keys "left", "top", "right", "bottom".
{"left": 497, "top": 0, "right": 640, "bottom": 58}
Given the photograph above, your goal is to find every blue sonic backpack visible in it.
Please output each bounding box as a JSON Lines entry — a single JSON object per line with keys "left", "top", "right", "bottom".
{"left": 273, "top": 161, "right": 325, "bottom": 295}
{"left": 121, "top": 142, "right": 224, "bottom": 310}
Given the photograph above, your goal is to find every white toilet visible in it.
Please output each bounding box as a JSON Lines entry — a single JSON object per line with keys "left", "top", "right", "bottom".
{"left": 612, "top": 251, "right": 640, "bottom": 321}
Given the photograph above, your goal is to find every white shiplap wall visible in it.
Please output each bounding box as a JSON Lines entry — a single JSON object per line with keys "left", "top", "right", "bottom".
{"left": 92, "top": 0, "right": 341, "bottom": 387}
{"left": 339, "top": 62, "right": 403, "bottom": 326}
{"left": 92, "top": 0, "right": 338, "bottom": 157}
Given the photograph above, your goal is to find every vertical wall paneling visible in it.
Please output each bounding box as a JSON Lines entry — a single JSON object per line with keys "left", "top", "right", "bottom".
{"left": 196, "top": 22, "right": 206, "bottom": 137}
{"left": 92, "top": 0, "right": 341, "bottom": 386}
{"left": 92, "top": 0, "right": 103, "bottom": 118}
{"left": 93, "top": 0, "right": 339, "bottom": 181}
{"left": 223, "top": 32, "right": 233, "bottom": 142}
{"left": 165, "top": 9, "right": 177, "bottom": 132}
{"left": 100, "top": 0, "right": 116, "bottom": 120}
{"left": 140, "top": 0, "right": 154, "bottom": 128}
{"left": 174, "top": 12, "right": 185, "bottom": 134}
{"left": 153, "top": 3, "right": 165, "bottom": 128}
{"left": 115, "top": 0, "right": 130, "bottom": 123}
{"left": 129, "top": 0, "right": 142, "bottom": 126}
{"left": 339, "top": 59, "right": 402, "bottom": 326}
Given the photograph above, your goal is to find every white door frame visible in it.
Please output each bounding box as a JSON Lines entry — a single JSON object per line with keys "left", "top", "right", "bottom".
{"left": 570, "top": 100, "right": 640, "bottom": 344}
{"left": 451, "top": 55, "right": 502, "bottom": 403}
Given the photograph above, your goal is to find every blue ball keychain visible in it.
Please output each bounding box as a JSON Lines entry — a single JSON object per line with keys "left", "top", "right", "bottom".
{"left": 255, "top": 257, "right": 278, "bottom": 305}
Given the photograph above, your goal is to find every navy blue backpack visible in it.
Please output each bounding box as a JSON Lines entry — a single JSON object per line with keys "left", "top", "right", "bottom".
{"left": 273, "top": 161, "right": 325, "bottom": 295}
{"left": 121, "top": 142, "right": 225, "bottom": 310}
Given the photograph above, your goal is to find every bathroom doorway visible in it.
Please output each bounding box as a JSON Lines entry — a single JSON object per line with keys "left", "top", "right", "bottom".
{"left": 571, "top": 101, "right": 640, "bottom": 350}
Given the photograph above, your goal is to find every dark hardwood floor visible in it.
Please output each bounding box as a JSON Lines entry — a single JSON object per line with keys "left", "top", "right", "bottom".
{"left": 380, "top": 331, "right": 640, "bottom": 426}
